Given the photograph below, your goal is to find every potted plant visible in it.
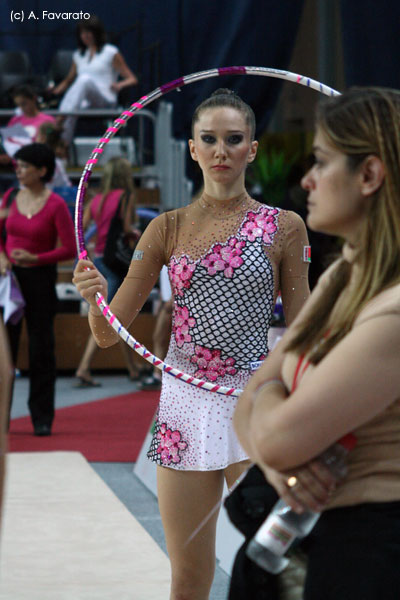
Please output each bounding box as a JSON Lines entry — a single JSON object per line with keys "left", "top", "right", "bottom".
{"left": 246, "top": 145, "right": 298, "bottom": 207}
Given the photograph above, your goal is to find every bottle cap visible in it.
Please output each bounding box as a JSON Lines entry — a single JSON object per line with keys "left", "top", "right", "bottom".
{"left": 337, "top": 432, "right": 357, "bottom": 451}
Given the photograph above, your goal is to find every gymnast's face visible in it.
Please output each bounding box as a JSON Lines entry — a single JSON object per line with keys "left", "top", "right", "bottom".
{"left": 189, "top": 107, "right": 258, "bottom": 190}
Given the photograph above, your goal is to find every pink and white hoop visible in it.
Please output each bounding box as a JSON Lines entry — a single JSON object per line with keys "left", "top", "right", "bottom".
{"left": 75, "top": 66, "right": 340, "bottom": 397}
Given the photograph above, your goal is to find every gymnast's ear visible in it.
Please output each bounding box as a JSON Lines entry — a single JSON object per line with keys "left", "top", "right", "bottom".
{"left": 247, "top": 140, "right": 258, "bottom": 164}
{"left": 188, "top": 139, "right": 198, "bottom": 162}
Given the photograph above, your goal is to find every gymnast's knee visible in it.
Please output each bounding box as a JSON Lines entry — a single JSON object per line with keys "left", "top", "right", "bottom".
{"left": 171, "top": 562, "right": 215, "bottom": 600}
{"left": 75, "top": 73, "right": 96, "bottom": 90}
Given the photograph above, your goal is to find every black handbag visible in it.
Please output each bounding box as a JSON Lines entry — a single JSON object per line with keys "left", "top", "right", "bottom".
{"left": 224, "top": 465, "right": 281, "bottom": 599}
{"left": 102, "top": 193, "right": 136, "bottom": 277}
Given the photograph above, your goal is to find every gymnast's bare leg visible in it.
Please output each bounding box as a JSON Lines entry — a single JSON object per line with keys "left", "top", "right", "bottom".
{"left": 157, "top": 459, "right": 251, "bottom": 600}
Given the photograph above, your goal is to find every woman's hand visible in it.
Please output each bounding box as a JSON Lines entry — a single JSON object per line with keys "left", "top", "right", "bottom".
{"left": 0, "top": 252, "right": 11, "bottom": 275}
{"left": 10, "top": 248, "right": 38, "bottom": 267}
{"left": 72, "top": 259, "right": 108, "bottom": 310}
{"left": 51, "top": 81, "right": 68, "bottom": 96}
{"left": 261, "top": 459, "right": 337, "bottom": 514}
{"left": 51, "top": 62, "right": 76, "bottom": 97}
{"left": 111, "top": 52, "right": 138, "bottom": 92}
{"left": 110, "top": 81, "right": 123, "bottom": 93}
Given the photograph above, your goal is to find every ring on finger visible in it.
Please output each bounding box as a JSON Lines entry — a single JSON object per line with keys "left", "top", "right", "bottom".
{"left": 287, "top": 476, "right": 298, "bottom": 488}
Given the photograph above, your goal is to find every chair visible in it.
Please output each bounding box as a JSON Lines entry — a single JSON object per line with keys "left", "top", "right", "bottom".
{"left": 0, "top": 73, "right": 30, "bottom": 108}
{"left": 48, "top": 50, "right": 74, "bottom": 85}
{"left": 0, "top": 51, "right": 31, "bottom": 75}
{"left": 44, "top": 50, "right": 74, "bottom": 108}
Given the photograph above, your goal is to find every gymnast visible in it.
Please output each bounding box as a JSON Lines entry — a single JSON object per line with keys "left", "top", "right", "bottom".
{"left": 73, "top": 88, "right": 310, "bottom": 599}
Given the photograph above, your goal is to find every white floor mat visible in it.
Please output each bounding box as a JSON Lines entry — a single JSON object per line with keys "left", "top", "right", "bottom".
{"left": 0, "top": 452, "right": 170, "bottom": 599}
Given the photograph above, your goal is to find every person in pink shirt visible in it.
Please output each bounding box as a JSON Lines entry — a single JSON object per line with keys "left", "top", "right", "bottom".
{"left": 0, "top": 85, "right": 56, "bottom": 166}
{"left": 9, "top": 85, "right": 56, "bottom": 140}
{"left": 0, "top": 143, "right": 75, "bottom": 436}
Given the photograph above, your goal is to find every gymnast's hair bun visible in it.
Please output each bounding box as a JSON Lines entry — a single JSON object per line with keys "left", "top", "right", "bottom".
{"left": 211, "top": 88, "right": 237, "bottom": 97}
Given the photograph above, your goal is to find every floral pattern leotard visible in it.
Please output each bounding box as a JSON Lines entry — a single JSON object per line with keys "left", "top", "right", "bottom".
{"left": 89, "top": 194, "right": 309, "bottom": 471}
{"left": 147, "top": 201, "right": 306, "bottom": 470}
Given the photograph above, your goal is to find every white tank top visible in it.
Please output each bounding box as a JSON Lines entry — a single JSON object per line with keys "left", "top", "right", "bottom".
{"left": 73, "top": 43, "right": 118, "bottom": 104}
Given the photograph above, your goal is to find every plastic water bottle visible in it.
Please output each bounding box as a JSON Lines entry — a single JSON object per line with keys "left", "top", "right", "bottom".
{"left": 246, "top": 433, "right": 357, "bottom": 574}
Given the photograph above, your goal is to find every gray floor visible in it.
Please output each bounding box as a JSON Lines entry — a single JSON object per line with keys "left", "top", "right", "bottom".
{"left": 10, "top": 374, "right": 231, "bottom": 600}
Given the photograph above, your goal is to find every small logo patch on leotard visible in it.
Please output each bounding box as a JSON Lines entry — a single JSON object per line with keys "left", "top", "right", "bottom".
{"left": 132, "top": 250, "right": 144, "bottom": 260}
{"left": 250, "top": 360, "right": 264, "bottom": 371}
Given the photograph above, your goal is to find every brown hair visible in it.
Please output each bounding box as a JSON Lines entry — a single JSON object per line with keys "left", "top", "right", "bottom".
{"left": 191, "top": 88, "right": 256, "bottom": 140}
{"left": 12, "top": 84, "right": 37, "bottom": 102}
{"left": 77, "top": 15, "right": 107, "bottom": 53}
{"left": 37, "top": 122, "right": 67, "bottom": 158}
{"left": 286, "top": 86, "right": 400, "bottom": 363}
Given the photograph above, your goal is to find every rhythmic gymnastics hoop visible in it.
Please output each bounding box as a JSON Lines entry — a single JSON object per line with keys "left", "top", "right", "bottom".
{"left": 75, "top": 66, "right": 340, "bottom": 397}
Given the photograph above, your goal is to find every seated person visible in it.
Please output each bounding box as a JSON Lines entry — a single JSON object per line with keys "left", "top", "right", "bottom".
{"left": 36, "top": 122, "right": 71, "bottom": 189}
{"left": 0, "top": 85, "right": 56, "bottom": 166}
{"left": 51, "top": 15, "right": 138, "bottom": 144}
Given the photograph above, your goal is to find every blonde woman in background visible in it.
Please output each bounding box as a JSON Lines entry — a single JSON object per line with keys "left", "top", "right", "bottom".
{"left": 74, "top": 156, "right": 141, "bottom": 387}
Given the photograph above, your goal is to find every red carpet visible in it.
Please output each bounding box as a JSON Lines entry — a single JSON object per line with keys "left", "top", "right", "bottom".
{"left": 8, "top": 391, "right": 160, "bottom": 462}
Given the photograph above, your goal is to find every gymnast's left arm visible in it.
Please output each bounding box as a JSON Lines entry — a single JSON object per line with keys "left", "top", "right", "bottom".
{"left": 279, "top": 210, "right": 310, "bottom": 326}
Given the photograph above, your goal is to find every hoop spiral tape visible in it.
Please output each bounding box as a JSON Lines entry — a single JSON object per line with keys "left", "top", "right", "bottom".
{"left": 75, "top": 66, "right": 340, "bottom": 397}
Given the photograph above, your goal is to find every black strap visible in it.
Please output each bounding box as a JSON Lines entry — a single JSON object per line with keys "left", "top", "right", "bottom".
{"left": 1, "top": 187, "right": 19, "bottom": 244}
{"left": 5, "top": 187, "right": 18, "bottom": 208}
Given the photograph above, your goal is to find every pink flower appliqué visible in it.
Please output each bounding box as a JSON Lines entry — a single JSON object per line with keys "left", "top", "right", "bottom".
{"left": 201, "top": 237, "right": 246, "bottom": 278}
{"left": 156, "top": 423, "right": 188, "bottom": 465}
{"left": 174, "top": 305, "right": 196, "bottom": 347}
{"left": 191, "top": 345, "right": 237, "bottom": 382}
{"left": 169, "top": 256, "right": 196, "bottom": 296}
{"left": 240, "top": 207, "right": 279, "bottom": 245}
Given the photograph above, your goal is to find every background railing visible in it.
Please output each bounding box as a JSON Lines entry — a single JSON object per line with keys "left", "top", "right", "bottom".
{"left": 0, "top": 101, "right": 193, "bottom": 211}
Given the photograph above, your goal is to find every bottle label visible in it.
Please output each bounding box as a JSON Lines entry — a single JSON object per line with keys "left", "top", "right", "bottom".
{"left": 254, "top": 514, "right": 298, "bottom": 556}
